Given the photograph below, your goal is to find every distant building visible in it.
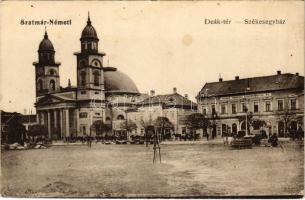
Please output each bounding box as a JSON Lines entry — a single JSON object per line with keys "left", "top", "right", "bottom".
{"left": 1, "top": 110, "right": 36, "bottom": 143}
{"left": 34, "top": 15, "right": 145, "bottom": 140}
{"left": 127, "top": 88, "right": 198, "bottom": 139}
{"left": 196, "top": 71, "right": 304, "bottom": 138}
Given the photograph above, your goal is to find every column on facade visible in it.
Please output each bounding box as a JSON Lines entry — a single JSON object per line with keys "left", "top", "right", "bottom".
{"left": 54, "top": 110, "right": 58, "bottom": 129}
{"left": 36, "top": 111, "right": 39, "bottom": 124}
{"left": 65, "top": 109, "right": 70, "bottom": 138}
{"left": 47, "top": 110, "right": 51, "bottom": 139}
{"left": 76, "top": 109, "right": 79, "bottom": 137}
{"left": 40, "top": 112, "right": 44, "bottom": 125}
{"left": 59, "top": 109, "right": 63, "bottom": 139}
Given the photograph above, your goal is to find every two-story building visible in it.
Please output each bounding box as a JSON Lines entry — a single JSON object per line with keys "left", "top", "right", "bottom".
{"left": 196, "top": 71, "right": 304, "bottom": 138}
{"left": 126, "top": 88, "right": 198, "bottom": 139}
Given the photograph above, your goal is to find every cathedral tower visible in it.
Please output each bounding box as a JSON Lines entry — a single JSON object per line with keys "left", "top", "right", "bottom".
{"left": 33, "top": 30, "right": 61, "bottom": 96}
{"left": 75, "top": 14, "right": 105, "bottom": 103}
{"left": 74, "top": 14, "right": 106, "bottom": 134}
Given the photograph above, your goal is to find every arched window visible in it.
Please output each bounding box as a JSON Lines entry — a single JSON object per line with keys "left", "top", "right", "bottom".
{"left": 106, "top": 117, "right": 111, "bottom": 121}
{"left": 278, "top": 121, "right": 285, "bottom": 137}
{"left": 38, "top": 79, "right": 43, "bottom": 92}
{"left": 232, "top": 123, "right": 237, "bottom": 134}
{"left": 117, "top": 115, "right": 125, "bottom": 120}
{"left": 80, "top": 71, "right": 86, "bottom": 86}
{"left": 49, "top": 80, "right": 55, "bottom": 91}
{"left": 240, "top": 121, "right": 250, "bottom": 134}
{"left": 290, "top": 121, "right": 297, "bottom": 132}
{"left": 93, "top": 71, "right": 100, "bottom": 86}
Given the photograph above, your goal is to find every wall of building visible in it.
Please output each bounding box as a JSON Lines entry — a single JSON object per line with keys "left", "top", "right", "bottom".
{"left": 197, "top": 89, "right": 304, "bottom": 137}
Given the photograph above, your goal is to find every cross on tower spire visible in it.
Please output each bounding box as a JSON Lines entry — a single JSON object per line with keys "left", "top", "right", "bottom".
{"left": 44, "top": 26, "right": 48, "bottom": 39}
{"left": 87, "top": 11, "right": 91, "bottom": 25}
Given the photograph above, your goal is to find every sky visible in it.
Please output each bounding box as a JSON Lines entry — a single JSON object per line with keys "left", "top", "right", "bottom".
{"left": 0, "top": 1, "right": 304, "bottom": 114}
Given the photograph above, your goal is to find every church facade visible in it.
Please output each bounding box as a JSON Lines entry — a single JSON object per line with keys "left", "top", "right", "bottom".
{"left": 34, "top": 15, "right": 145, "bottom": 139}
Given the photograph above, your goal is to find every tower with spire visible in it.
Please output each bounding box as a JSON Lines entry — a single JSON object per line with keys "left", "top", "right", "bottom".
{"left": 33, "top": 28, "right": 61, "bottom": 96}
{"left": 74, "top": 13, "right": 106, "bottom": 130}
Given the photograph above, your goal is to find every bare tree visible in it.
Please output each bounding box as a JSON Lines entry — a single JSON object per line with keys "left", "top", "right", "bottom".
{"left": 277, "top": 99, "right": 297, "bottom": 136}
{"left": 154, "top": 116, "right": 174, "bottom": 140}
{"left": 186, "top": 113, "right": 210, "bottom": 139}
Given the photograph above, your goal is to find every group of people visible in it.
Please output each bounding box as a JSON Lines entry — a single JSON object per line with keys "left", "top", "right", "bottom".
{"left": 64, "top": 135, "right": 119, "bottom": 143}
{"left": 289, "top": 126, "right": 304, "bottom": 141}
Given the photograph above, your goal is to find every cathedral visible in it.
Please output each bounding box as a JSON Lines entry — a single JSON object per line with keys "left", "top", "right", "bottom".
{"left": 34, "top": 15, "right": 146, "bottom": 139}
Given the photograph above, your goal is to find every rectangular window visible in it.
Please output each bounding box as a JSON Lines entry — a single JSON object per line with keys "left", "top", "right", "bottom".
{"left": 182, "top": 127, "right": 186, "bottom": 134}
{"left": 265, "top": 101, "right": 271, "bottom": 112}
{"left": 212, "top": 105, "right": 216, "bottom": 114}
{"left": 232, "top": 104, "right": 236, "bottom": 114}
{"left": 79, "top": 112, "right": 88, "bottom": 118}
{"left": 82, "top": 126, "right": 86, "bottom": 135}
{"left": 254, "top": 102, "right": 259, "bottom": 113}
{"left": 81, "top": 91, "right": 86, "bottom": 95}
{"left": 278, "top": 99, "right": 284, "bottom": 111}
{"left": 242, "top": 103, "right": 248, "bottom": 112}
{"left": 203, "top": 108, "right": 207, "bottom": 115}
{"left": 290, "top": 99, "right": 297, "bottom": 110}
{"left": 221, "top": 104, "right": 226, "bottom": 114}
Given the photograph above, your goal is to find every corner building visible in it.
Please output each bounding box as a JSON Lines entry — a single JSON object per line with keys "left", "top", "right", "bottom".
{"left": 34, "top": 15, "right": 144, "bottom": 139}
{"left": 196, "top": 71, "right": 304, "bottom": 138}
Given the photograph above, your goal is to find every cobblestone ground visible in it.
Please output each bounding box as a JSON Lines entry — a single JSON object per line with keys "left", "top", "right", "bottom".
{"left": 1, "top": 142, "right": 304, "bottom": 197}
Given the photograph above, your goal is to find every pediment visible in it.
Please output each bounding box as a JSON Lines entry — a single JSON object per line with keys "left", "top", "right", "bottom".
{"left": 37, "top": 94, "right": 66, "bottom": 105}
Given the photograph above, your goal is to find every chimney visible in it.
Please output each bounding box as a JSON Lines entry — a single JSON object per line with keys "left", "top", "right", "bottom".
{"left": 277, "top": 70, "right": 281, "bottom": 75}
{"left": 173, "top": 87, "right": 177, "bottom": 93}
{"left": 235, "top": 76, "right": 239, "bottom": 80}
{"left": 296, "top": 72, "right": 299, "bottom": 76}
{"left": 184, "top": 94, "right": 188, "bottom": 99}
{"left": 68, "top": 79, "right": 71, "bottom": 87}
{"left": 150, "top": 90, "right": 155, "bottom": 96}
{"left": 219, "top": 78, "right": 223, "bottom": 82}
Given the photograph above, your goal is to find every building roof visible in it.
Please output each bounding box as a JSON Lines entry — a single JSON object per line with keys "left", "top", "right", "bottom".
{"left": 38, "top": 31, "right": 54, "bottom": 51}
{"left": 197, "top": 73, "right": 304, "bottom": 98}
{"left": 139, "top": 93, "right": 197, "bottom": 109}
{"left": 1, "top": 111, "right": 36, "bottom": 124}
{"left": 1, "top": 110, "right": 22, "bottom": 124}
{"left": 104, "top": 67, "right": 139, "bottom": 94}
{"left": 81, "top": 16, "right": 98, "bottom": 40}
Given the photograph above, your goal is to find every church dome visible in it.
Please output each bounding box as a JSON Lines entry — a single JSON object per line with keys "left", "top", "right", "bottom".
{"left": 81, "top": 16, "right": 98, "bottom": 40}
{"left": 104, "top": 67, "right": 139, "bottom": 94}
{"left": 39, "top": 31, "right": 54, "bottom": 51}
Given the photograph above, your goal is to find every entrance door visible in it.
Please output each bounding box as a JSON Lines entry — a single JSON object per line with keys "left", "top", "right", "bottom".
{"left": 212, "top": 124, "right": 216, "bottom": 139}
{"left": 290, "top": 121, "right": 297, "bottom": 137}
{"left": 278, "top": 121, "right": 285, "bottom": 137}
{"left": 222, "top": 124, "right": 227, "bottom": 137}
